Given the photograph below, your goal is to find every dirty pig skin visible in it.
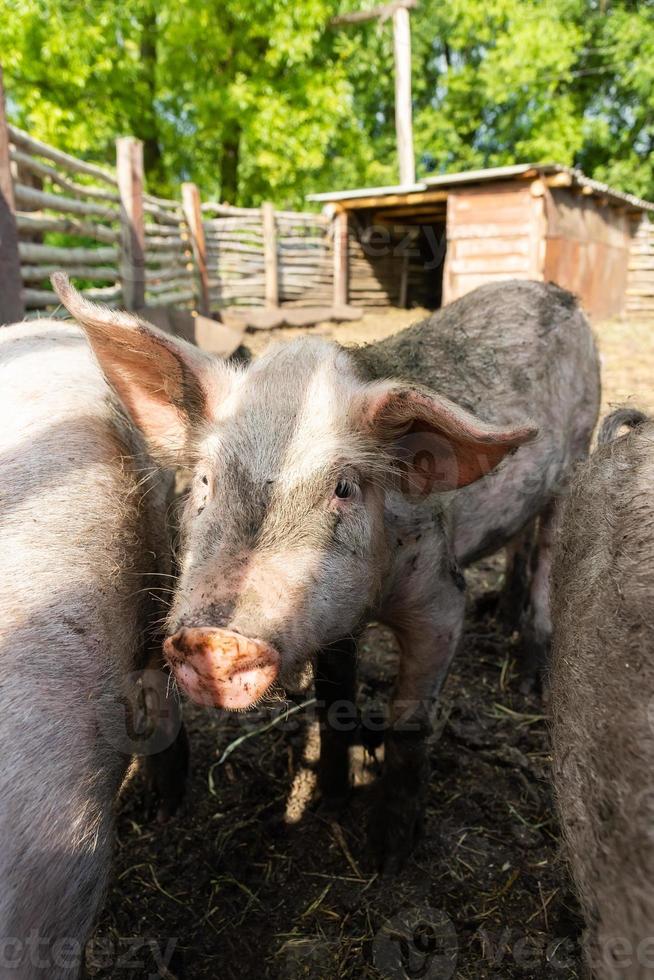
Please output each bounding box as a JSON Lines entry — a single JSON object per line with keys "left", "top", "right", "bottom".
{"left": 551, "top": 408, "right": 654, "bottom": 980}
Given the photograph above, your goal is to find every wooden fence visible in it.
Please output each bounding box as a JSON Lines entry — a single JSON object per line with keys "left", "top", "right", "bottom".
{"left": 201, "top": 202, "right": 334, "bottom": 309}
{"left": 12, "top": 127, "right": 128, "bottom": 312}
{"left": 0, "top": 115, "right": 204, "bottom": 319}
{"left": 626, "top": 216, "right": 654, "bottom": 318}
{"left": 0, "top": 70, "right": 348, "bottom": 325}
{"left": 202, "top": 202, "right": 334, "bottom": 307}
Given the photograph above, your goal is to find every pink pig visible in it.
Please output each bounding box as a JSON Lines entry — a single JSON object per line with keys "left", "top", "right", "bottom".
{"left": 52, "top": 273, "right": 599, "bottom": 871}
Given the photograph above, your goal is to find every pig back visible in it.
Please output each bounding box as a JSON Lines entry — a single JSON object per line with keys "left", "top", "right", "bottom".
{"left": 551, "top": 420, "right": 654, "bottom": 978}
{"left": 356, "top": 279, "right": 601, "bottom": 562}
{"left": 0, "top": 319, "right": 169, "bottom": 693}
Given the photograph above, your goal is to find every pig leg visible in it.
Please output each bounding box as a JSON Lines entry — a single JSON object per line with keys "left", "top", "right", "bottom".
{"left": 315, "top": 636, "right": 358, "bottom": 810}
{"left": 1, "top": 836, "right": 111, "bottom": 980}
{"left": 372, "top": 565, "right": 466, "bottom": 873}
{"left": 0, "top": 717, "right": 121, "bottom": 979}
{"left": 497, "top": 521, "right": 535, "bottom": 632}
{"left": 520, "top": 502, "right": 555, "bottom": 695}
{"left": 144, "top": 723, "right": 190, "bottom": 822}
{"left": 474, "top": 522, "right": 534, "bottom": 627}
{"left": 138, "top": 655, "right": 189, "bottom": 821}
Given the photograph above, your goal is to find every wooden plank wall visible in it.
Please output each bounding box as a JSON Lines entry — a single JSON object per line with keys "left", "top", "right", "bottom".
{"left": 626, "top": 216, "right": 654, "bottom": 318}
{"left": 543, "top": 188, "right": 631, "bottom": 320}
{"left": 349, "top": 232, "right": 403, "bottom": 306}
{"left": 442, "top": 182, "right": 545, "bottom": 304}
{"left": 348, "top": 220, "right": 443, "bottom": 307}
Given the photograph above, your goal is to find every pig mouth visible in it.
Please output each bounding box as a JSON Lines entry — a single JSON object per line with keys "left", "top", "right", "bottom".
{"left": 163, "top": 627, "right": 280, "bottom": 711}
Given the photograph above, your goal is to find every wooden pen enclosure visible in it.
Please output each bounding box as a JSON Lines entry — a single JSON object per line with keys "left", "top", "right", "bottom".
{"left": 313, "top": 166, "right": 653, "bottom": 319}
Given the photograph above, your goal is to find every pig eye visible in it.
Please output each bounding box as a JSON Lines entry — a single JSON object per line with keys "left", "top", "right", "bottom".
{"left": 335, "top": 480, "right": 354, "bottom": 499}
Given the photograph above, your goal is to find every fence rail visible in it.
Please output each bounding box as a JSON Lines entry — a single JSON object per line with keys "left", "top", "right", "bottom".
{"left": 6, "top": 117, "right": 123, "bottom": 313}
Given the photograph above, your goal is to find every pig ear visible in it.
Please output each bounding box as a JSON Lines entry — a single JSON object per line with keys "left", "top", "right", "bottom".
{"left": 359, "top": 382, "right": 538, "bottom": 494}
{"left": 51, "top": 273, "right": 228, "bottom": 462}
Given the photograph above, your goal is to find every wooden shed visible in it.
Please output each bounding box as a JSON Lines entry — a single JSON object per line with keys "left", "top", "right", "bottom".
{"left": 308, "top": 164, "right": 654, "bottom": 320}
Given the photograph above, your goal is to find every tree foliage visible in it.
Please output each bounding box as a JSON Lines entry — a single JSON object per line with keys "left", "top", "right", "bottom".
{"left": 1, "top": 0, "right": 652, "bottom": 206}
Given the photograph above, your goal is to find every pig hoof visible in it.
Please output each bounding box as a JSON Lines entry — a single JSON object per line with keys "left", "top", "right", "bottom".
{"left": 369, "top": 807, "right": 423, "bottom": 875}
{"left": 155, "top": 795, "right": 183, "bottom": 824}
{"left": 145, "top": 781, "right": 185, "bottom": 824}
{"left": 518, "top": 664, "right": 549, "bottom": 700}
{"left": 316, "top": 792, "right": 350, "bottom": 818}
{"left": 381, "top": 844, "right": 411, "bottom": 876}
{"left": 473, "top": 589, "right": 501, "bottom": 619}
{"left": 145, "top": 764, "right": 188, "bottom": 825}
{"left": 519, "top": 629, "right": 550, "bottom": 698}
{"left": 373, "top": 828, "right": 414, "bottom": 876}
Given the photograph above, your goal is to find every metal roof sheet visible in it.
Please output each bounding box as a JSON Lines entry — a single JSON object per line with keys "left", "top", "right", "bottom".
{"left": 307, "top": 163, "right": 654, "bottom": 212}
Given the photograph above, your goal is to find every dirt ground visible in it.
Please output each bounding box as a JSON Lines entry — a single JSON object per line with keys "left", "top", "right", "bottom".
{"left": 91, "top": 307, "right": 654, "bottom": 980}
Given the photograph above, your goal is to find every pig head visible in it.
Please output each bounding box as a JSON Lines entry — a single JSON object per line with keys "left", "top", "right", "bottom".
{"left": 51, "top": 273, "right": 535, "bottom": 712}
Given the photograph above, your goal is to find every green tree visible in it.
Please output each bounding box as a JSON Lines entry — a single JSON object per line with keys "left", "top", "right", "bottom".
{"left": 334, "top": 0, "right": 654, "bottom": 198}
{"left": 1, "top": 0, "right": 365, "bottom": 204}
{"left": 416, "top": 0, "right": 653, "bottom": 198}
{"left": 1, "top": 0, "right": 653, "bottom": 205}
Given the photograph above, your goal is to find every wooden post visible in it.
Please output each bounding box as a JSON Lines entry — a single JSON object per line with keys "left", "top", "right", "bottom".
{"left": 0, "top": 65, "right": 24, "bottom": 323}
{"left": 333, "top": 209, "right": 349, "bottom": 307}
{"left": 182, "top": 182, "right": 210, "bottom": 315}
{"left": 262, "top": 201, "right": 278, "bottom": 308}
{"left": 392, "top": 5, "right": 415, "bottom": 186}
{"left": 398, "top": 251, "right": 409, "bottom": 308}
{"left": 116, "top": 137, "right": 145, "bottom": 310}
{"left": 330, "top": 1, "right": 417, "bottom": 188}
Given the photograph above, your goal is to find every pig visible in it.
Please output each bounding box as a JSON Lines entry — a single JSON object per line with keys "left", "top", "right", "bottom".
{"left": 51, "top": 273, "right": 600, "bottom": 871}
{"left": 0, "top": 318, "right": 187, "bottom": 978}
{"left": 551, "top": 407, "right": 654, "bottom": 979}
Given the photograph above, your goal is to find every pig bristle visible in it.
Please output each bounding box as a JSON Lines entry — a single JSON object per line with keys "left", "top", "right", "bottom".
{"left": 552, "top": 415, "right": 654, "bottom": 971}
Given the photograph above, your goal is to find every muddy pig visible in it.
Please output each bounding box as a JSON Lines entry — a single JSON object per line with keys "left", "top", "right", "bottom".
{"left": 551, "top": 407, "right": 654, "bottom": 979}
{"left": 0, "top": 319, "right": 187, "bottom": 979}
{"left": 52, "top": 274, "right": 600, "bottom": 872}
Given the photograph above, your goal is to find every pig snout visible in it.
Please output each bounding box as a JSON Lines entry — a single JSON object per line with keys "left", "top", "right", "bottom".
{"left": 164, "top": 627, "right": 280, "bottom": 710}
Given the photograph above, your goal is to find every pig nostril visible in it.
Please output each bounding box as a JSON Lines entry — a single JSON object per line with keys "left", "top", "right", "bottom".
{"left": 165, "top": 626, "right": 268, "bottom": 664}
{"left": 163, "top": 636, "right": 183, "bottom": 663}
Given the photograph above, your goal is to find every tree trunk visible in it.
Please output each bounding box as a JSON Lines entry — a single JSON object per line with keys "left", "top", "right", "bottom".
{"left": 139, "top": 4, "right": 162, "bottom": 182}
{"left": 220, "top": 126, "right": 241, "bottom": 204}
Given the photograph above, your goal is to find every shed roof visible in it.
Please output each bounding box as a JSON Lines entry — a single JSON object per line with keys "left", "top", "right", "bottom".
{"left": 307, "top": 163, "right": 654, "bottom": 213}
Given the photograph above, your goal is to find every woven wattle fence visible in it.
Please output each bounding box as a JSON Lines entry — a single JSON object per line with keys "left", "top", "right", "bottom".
{"left": 202, "top": 202, "right": 333, "bottom": 310}
{"left": 0, "top": 66, "right": 391, "bottom": 326}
